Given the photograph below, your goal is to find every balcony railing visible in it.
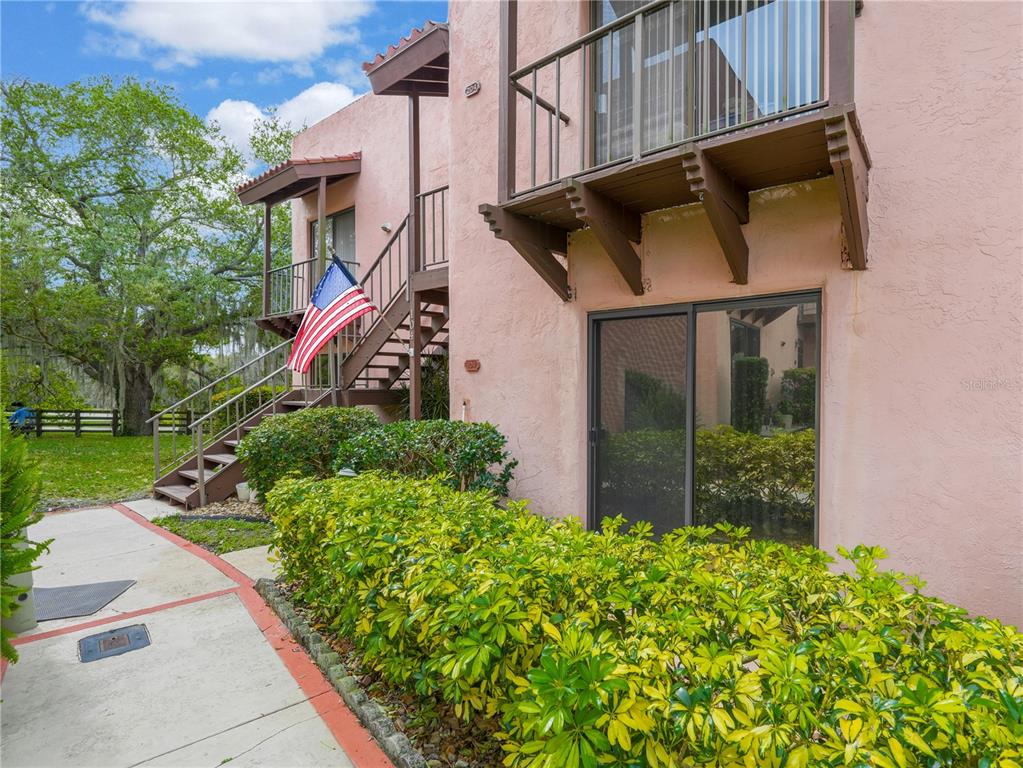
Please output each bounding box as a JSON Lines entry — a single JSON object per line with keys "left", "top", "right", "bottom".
{"left": 508, "top": 0, "right": 826, "bottom": 197}
{"left": 417, "top": 185, "right": 449, "bottom": 268}
{"left": 266, "top": 256, "right": 318, "bottom": 317}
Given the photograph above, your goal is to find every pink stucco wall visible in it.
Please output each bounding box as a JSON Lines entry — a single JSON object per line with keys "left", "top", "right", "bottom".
{"left": 290, "top": 93, "right": 449, "bottom": 271}
{"left": 288, "top": 2, "right": 1021, "bottom": 624}
{"left": 446, "top": 0, "right": 1023, "bottom": 624}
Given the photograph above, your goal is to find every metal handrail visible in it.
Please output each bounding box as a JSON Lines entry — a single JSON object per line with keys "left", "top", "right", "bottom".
{"left": 267, "top": 256, "right": 317, "bottom": 277}
{"left": 508, "top": 0, "right": 825, "bottom": 196}
{"left": 146, "top": 338, "right": 292, "bottom": 424}
{"left": 509, "top": 0, "right": 664, "bottom": 79}
{"left": 360, "top": 214, "right": 409, "bottom": 278}
{"left": 189, "top": 365, "right": 289, "bottom": 430}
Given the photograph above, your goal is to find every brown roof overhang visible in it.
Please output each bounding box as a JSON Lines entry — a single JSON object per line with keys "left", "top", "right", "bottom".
{"left": 362, "top": 21, "right": 449, "bottom": 97}
{"left": 236, "top": 153, "right": 361, "bottom": 206}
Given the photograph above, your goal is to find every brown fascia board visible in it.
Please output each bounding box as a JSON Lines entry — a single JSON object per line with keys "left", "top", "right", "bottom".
{"left": 365, "top": 26, "right": 450, "bottom": 96}
{"left": 237, "top": 158, "right": 361, "bottom": 206}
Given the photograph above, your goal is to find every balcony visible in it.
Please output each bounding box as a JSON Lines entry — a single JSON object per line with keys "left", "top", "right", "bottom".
{"left": 480, "top": 0, "right": 868, "bottom": 299}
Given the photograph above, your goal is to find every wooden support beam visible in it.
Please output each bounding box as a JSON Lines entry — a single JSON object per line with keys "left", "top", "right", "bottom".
{"left": 479, "top": 204, "right": 571, "bottom": 301}
{"left": 682, "top": 145, "right": 750, "bottom": 285}
{"left": 825, "top": 109, "right": 870, "bottom": 270}
{"left": 562, "top": 180, "right": 643, "bottom": 295}
{"left": 262, "top": 202, "right": 271, "bottom": 317}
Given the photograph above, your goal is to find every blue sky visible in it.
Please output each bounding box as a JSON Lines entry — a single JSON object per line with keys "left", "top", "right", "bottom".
{"left": 1, "top": 0, "right": 448, "bottom": 162}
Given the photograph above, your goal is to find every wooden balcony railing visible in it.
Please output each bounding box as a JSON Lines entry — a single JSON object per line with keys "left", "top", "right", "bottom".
{"left": 502, "top": 0, "right": 852, "bottom": 200}
{"left": 417, "top": 185, "right": 449, "bottom": 268}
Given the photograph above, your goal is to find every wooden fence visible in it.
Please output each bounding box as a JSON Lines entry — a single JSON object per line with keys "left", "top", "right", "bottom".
{"left": 4, "top": 409, "right": 195, "bottom": 436}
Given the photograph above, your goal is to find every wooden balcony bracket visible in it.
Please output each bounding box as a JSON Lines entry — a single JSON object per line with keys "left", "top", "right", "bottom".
{"left": 825, "top": 108, "right": 870, "bottom": 270}
{"left": 479, "top": 204, "right": 572, "bottom": 301}
{"left": 562, "top": 180, "right": 644, "bottom": 296}
{"left": 682, "top": 145, "right": 750, "bottom": 285}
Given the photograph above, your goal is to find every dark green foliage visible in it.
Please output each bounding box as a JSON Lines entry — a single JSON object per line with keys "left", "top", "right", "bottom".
{"left": 598, "top": 429, "right": 686, "bottom": 523}
{"left": 730, "top": 355, "right": 769, "bottom": 433}
{"left": 334, "top": 419, "right": 517, "bottom": 497}
{"left": 1, "top": 425, "right": 52, "bottom": 662}
{"left": 209, "top": 384, "right": 274, "bottom": 435}
{"left": 397, "top": 354, "right": 450, "bottom": 420}
{"left": 779, "top": 366, "right": 816, "bottom": 425}
{"left": 269, "top": 473, "right": 1023, "bottom": 768}
{"left": 598, "top": 427, "right": 815, "bottom": 538}
{"left": 623, "top": 370, "right": 684, "bottom": 431}
{"left": 237, "top": 407, "right": 379, "bottom": 498}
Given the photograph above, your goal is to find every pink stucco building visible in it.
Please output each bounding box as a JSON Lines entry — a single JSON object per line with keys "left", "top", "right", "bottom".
{"left": 219, "top": 1, "right": 1022, "bottom": 625}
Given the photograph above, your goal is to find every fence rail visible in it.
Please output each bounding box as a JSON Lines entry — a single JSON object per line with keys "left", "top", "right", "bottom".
{"left": 510, "top": 0, "right": 825, "bottom": 195}
{"left": 5, "top": 409, "right": 190, "bottom": 437}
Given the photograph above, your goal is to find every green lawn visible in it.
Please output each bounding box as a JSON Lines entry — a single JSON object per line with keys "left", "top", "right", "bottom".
{"left": 24, "top": 433, "right": 170, "bottom": 502}
{"left": 153, "top": 516, "right": 274, "bottom": 554}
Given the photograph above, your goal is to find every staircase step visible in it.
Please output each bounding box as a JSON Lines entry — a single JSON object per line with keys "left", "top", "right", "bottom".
{"left": 205, "top": 453, "right": 238, "bottom": 466}
{"left": 178, "top": 468, "right": 217, "bottom": 482}
{"left": 154, "top": 484, "right": 194, "bottom": 504}
{"left": 223, "top": 440, "right": 239, "bottom": 448}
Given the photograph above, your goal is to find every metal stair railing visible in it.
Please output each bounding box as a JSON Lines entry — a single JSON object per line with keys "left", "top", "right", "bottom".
{"left": 147, "top": 338, "right": 292, "bottom": 480}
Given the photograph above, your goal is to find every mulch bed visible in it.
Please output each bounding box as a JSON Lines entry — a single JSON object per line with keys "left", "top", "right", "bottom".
{"left": 281, "top": 583, "right": 504, "bottom": 768}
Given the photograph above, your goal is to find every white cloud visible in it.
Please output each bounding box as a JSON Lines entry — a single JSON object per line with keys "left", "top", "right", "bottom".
{"left": 324, "top": 58, "right": 368, "bottom": 90}
{"left": 201, "top": 76, "right": 220, "bottom": 90}
{"left": 206, "top": 98, "right": 265, "bottom": 161}
{"left": 81, "top": 0, "right": 373, "bottom": 68}
{"left": 207, "top": 82, "right": 360, "bottom": 167}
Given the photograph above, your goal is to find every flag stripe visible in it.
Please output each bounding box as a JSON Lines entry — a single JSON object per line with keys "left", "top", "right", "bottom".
{"left": 286, "top": 259, "right": 377, "bottom": 375}
{"left": 290, "top": 287, "right": 369, "bottom": 362}
{"left": 290, "top": 289, "right": 374, "bottom": 366}
{"left": 290, "top": 299, "right": 374, "bottom": 372}
{"left": 290, "top": 304, "right": 375, "bottom": 374}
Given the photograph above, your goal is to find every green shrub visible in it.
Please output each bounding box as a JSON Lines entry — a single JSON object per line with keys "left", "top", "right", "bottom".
{"left": 397, "top": 354, "right": 450, "bottom": 420}
{"left": 237, "top": 406, "right": 378, "bottom": 498}
{"left": 333, "top": 419, "right": 517, "bottom": 497}
{"left": 780, "top": 366, "right": 816, "bottom": 426}
{"left": 269, "top": 473, "right": 1023, "bottom": 768}
{"left": 208, "top": 384, "right": 275, "bottom": 435}
{"left": 1, "top": 425, "right": 52, "bottom": 662}
{"left": 731, "top": 355, "right": 768, "bottom": 433}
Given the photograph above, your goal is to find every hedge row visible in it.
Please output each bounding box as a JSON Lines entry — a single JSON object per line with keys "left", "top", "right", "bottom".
{"left": 238, "top": 409, "right": 517, "bottom": 499}
{"left": 268, "top": 473, "right": 1023, "bottom": 768}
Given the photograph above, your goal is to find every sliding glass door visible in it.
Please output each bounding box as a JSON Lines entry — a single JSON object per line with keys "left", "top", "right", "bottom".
{"left": 591, "top": 310, "right": 688, "bottom": 536}
{"left": 588, "top": 292, "right": 820, "bottom": 545}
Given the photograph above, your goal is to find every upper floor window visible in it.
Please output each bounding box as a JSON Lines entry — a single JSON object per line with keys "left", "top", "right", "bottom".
{"left": 311, "top": 208, "right": 357, "bottom": 276}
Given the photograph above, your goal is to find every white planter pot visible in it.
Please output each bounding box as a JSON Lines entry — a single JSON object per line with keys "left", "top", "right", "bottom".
{"left": 1, "top": 538, "right": 38, "bottom": 635}
{"left": 236, "top": 482, "right": 251, "bottom": 502}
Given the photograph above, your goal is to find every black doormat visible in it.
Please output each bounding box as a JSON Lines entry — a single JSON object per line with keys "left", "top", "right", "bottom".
{"left": 34, "top": 580, "right": 136, "bottom": 621}
{"left": 78, "top": 624, "right": 151, "bottom": 663}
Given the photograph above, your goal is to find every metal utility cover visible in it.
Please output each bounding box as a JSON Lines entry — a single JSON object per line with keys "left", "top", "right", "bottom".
{"left": 78, "top": 624, "right": 151, "bottom": 663}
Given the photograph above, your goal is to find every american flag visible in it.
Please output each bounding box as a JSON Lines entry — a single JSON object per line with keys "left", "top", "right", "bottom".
{"left": 287, "top": 258, "right": 376, "bottom": 373}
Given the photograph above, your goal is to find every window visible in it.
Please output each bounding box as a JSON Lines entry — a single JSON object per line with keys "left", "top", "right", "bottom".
{"left": 310, "top": 208, "right": 357, "bottom": 275}
{"left": 589, "top": 292, "right": 820, "bottom": 546}
{"left": 588, "top": 0, "right": 823, "bottom": 161}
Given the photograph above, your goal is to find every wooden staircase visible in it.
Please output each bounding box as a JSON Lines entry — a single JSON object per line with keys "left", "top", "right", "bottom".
{"left": 151, "top": 206, "right": 449, "bottom": 510}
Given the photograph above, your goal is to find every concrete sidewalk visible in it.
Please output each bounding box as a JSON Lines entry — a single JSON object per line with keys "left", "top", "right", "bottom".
{"left": 0, "top": 501, "right": 391, "bottom": 768}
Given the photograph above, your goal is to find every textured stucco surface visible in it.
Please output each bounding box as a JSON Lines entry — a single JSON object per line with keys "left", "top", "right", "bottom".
{"left": 288, "top": 1, "right": 1022, "bottom": 624}
{"left": 291, "top": 93, "right": 449, "bottom": 269}
{"left": 446, "top": 0, "right": 1023, "bottom": 623}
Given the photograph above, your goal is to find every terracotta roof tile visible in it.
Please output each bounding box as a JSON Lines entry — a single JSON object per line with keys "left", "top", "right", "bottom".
{"left": 362, "top": 20, "right": 448, "bottom": 73}
{"left": 235, "top": 152, "right": 361, "bottom": 194}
